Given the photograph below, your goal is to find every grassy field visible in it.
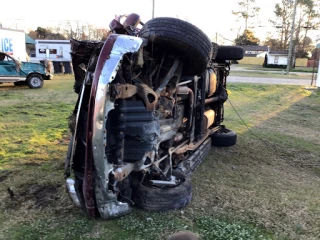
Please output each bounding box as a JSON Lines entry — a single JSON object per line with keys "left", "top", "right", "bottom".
{"left": 0, "top": 76, "right": 320, "bottom": 240}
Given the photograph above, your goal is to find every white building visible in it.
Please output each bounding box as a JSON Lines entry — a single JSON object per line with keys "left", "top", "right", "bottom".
{"left": 242, "top": 45, "right": 269, "bottom": 58}
{"left": 30, "top": 39, "right": 71, "bottom": 63}
{"left": 267, "top": 50, "right": 289, "bottom": 66}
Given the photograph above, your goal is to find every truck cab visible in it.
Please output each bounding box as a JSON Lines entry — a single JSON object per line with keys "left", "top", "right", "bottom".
{"left": 0, "top": 51, "right": 52, "bottom": 88}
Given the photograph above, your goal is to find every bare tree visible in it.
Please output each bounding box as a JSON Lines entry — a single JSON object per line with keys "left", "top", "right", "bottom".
{"left": 232, "top": 0, "right": 260, "bottom": 30}
{"left": 269, "top": 0, "right": 320, "bottom": 54}
{"left": 28, "top": 20, "right": 110, "bottom": 41}
{"left": 269, "top": 0, "right": 294, "bottom": 50}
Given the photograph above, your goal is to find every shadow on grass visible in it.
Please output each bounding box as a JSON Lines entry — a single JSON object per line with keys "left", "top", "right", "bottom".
{"left": 191, "top": 86, "right": 320, "bottom": 239}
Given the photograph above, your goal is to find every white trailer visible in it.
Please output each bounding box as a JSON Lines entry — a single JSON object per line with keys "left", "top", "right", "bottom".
{"left": 30, "top": 39, "right": 71, "bottom": 63}
{"left": 0, "top": 28, "right": 27, "bottom": 61}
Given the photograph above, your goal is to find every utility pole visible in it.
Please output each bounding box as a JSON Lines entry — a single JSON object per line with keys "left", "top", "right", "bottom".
{"left": 316, "top": 43, "right": 320, "bottom": 88}
{"left": 152, "top": 0, "right": 155, "bottom": 19}
{"left": 286, "top": 0, "right": 298, "bottom": 74}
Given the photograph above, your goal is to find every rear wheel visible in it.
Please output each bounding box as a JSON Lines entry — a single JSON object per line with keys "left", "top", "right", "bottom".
{"left": 132, "top": 170, "right": 192, "bottom": 211}
{"left": 27, "top": 74, "right": 44, "bottom": 89}
{"left": 215, "top": 46, "right": 244, "bottom": 61}
{"left": 138, "top": 17, "right": 212, "bottom": 76}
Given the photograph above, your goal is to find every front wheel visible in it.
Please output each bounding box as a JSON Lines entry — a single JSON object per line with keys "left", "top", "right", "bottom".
{"left": 27, "top": 74, "right": 44, "bottom": 89}
{"left": 132, "top": 170, "right": 192, "bottom": 211}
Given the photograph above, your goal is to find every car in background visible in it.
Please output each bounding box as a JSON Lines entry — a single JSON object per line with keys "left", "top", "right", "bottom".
{"left": 0, "top": 51, "right": 52, "bottom": 89}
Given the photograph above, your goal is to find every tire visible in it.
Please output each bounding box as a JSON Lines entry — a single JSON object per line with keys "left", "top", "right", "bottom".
{"left": 138, "top": 17, "right": 212, "bottom": 76}
{"left": 211, "top": 127, "right": 237, "bottom": 147}
{"left": 27, "top": 74, "right": 44, "bottom": 89}
{"left": 132, "top": 170, "right": 192, "bottom": 211}
{"left": 215, "top": 46, "right": 244, "bottom": 61}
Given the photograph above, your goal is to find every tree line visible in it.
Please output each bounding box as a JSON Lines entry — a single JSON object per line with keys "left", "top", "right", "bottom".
{"left": 28, "top": 21, "right": 110, "bottom": 42}
{"left": 25, "top": 1, "right": 319, "bottom": 58}
{"left": 233, "top": 0, "right": 320, "bottom": 58}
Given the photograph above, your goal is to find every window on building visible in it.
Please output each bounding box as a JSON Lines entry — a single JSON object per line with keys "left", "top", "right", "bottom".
{"left": 274, "top": 56, "right": 279, "bottom": 64}
{"left": 50, "top": 49, "right": 57, "bottom": 54}
{"left": 39, "top": 49, "right": 46, "bottom": 54}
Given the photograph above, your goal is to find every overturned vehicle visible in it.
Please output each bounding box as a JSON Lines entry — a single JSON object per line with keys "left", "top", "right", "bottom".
{"left": 65, "top": 14, "right": 244, "bottom": 219}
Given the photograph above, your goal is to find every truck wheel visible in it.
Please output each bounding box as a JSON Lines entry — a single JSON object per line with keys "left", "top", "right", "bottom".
{"left": 138, "top": 17, "right": 212, "bottom": 76}
{"left": 214, "top": 46, "right": 244, "bottom": 61}
{"left": 27, "top": 74, "right": 44, "bottom": 89}
{"left": 132, "top": 170, "right": 192, "bottom": 211}
{"left": 211, "top": 127, "right": 237, "bottom": 147}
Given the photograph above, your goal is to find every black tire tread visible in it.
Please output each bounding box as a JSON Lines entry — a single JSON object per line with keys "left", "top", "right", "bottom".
{"left": 139, "top": 19, "right": 210, "bottom": 59}
{"left": 215, "top": 46, "right": 244, "bottom": 61}
{"left": 133, "top": 170, "right": 192, "bottom": 211}
{"left": 138, "top": 17, "right": 212, "bottom": 75}
{"left": 211, "top": 128, "right": 237, "bottom": 147}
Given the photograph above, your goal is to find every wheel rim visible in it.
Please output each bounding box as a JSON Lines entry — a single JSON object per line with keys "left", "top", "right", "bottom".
{"left": 30, "top": 77, "right": 41, "bottom": 87}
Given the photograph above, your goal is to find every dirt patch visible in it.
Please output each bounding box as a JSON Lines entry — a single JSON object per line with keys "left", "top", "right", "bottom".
{"left": 6, "top": 184, "right": 60, "bottom": 209}
{"left": 0, "top": 174, "right": 9, "bottom": 183}
{"left": 34, "top": 185, "right": 58, "bottom": 207}
{"left": 0, "top": 170, "right": 12, "bottom": 183}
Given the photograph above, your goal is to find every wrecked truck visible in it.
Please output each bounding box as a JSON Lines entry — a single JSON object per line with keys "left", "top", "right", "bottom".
{"left": 65, "top": 13, "right": 244, "bottom": 219}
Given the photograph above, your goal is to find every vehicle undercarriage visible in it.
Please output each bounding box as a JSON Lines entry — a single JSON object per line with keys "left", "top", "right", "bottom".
{"left": 65, "top": 14, "right": 244, "bottom": 219}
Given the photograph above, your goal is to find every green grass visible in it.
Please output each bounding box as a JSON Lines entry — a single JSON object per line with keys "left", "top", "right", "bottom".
{"left": 0, "top": 76, "right": 76, "bottom": 168}
{"left": 0, "top": 77, "right": 320, "bottom": 239}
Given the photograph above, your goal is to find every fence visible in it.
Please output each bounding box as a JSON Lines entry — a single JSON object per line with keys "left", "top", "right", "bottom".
{"left": 307, "top": 60, "right": 319, "bottom": 68}
{"left": 295, "top": 58, "right": 308, "bottom": 67}
{"left": 238, "top": 57, "right": 264, "bottom": 65}
{"left": 238, "top": 57, "right": 308, "bottom": 67}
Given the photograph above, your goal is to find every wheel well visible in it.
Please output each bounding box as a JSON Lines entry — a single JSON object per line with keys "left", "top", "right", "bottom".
{"left": 26, "top": 72, "right": 43, "bottom": 80}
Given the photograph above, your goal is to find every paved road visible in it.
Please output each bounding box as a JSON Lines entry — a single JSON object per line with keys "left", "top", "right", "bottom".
{"left": 228, "top": 76, "right": 313, "bottom": 86}
{"left": 230, "top": 66, "right": 314, "bottom": 76}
